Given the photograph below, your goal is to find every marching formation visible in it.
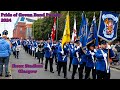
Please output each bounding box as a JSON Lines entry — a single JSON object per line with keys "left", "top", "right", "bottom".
{"left": 9, "top": 37, "right": 115, "bottom": 79}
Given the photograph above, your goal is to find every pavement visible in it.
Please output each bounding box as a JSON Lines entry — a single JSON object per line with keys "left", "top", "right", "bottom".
{"left": 110, "top": 64, "right": 120, "bottom": 70}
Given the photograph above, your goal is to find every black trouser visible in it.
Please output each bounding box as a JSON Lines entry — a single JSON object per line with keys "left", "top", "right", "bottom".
{"left": 30, "top": 49, "right": 32, "bottom": 55}
{"left": 28, "top": 49, "right": 31, "bottom": 54}
{"left": 13, "top": 51, "right": 16, "bottom": 57}
{"left": 53, "top": 53, "right": 57, "bottom": 64}
{"left": 26, "top": 47, "right": 28, "bottom": 53}
{"left": 38, "top": 57, "right": 43, "bottom": 63}
{"left": 96, "top": 70, "right": 110, "bottom": 79}
{"left": 45, "top": 57, "right": 53, "bottom": 72}
{"left": 68, "top": 57, "right": 73, "bottom": 71}
{"left": 15, "top": 51, "right": 19, "bottom": 59}
{"left": 85, "top": 67, "right": 96, "bottom": 79}
{"left": 58, "top": 61, "right": 67, "bottom": 77}
{"left": 78, "top": 62, "right": 86, "bottom": 79}
{"left": 71, "top": 65, "right": 78, "bottom": 79}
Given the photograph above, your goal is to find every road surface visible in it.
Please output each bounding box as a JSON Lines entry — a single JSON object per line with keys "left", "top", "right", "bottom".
{"left": 1, "top": 47, "right": 120, "bottom": 79}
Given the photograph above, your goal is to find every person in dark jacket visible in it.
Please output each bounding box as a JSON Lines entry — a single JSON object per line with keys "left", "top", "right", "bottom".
{"left": 37, "top": 42, "right": 44, "bottom": 64}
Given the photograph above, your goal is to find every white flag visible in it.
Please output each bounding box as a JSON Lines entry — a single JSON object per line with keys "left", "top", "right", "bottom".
{"left": 71, "top": 16, "right": 77, "bottom": 42}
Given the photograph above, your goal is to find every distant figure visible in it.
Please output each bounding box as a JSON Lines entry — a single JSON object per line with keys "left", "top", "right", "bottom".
{"left": 37, "top": 41, "right": 44, "bottom": 64}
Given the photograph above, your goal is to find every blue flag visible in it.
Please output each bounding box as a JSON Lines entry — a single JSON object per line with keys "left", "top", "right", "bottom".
{"left": 98, "top": 11, "right": 119, "bottom": 42}
{"left": 87, "top": 13, "right": 98, "bottom": 47}
{"left": 78, "top": 13, "right": 88, "bottom": 50}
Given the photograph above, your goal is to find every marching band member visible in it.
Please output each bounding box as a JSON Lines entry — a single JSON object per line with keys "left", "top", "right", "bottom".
{"left": 44, "top": 39, "right": 54, "bottom": 73}
{"left": 85, "top": 43, "right": 97, "bottom": 79}
{"left": 57, "top": 42, "right": 69, "bottom": 79}
{"left": 78, "top": 45, "right": 87, "bottom": 79}
{"left": 95, "top": 40, "right": 114, "bottom": 79}
{"left": 71, "top": 40, "right": 81, "bottom": 79}
{"left": 30, "top": 40, "right": 33, "bottom": 56}
{"left": 15, "top": 39, "right": 21, "bottom": 59}
{"left": 52, "top": 41, "right": 58, "bottom": 65}
{"left": 68, "top": 40, "right": 75, "bottom": 71}
{"left": 27, "top": 40, "right": 31, "bottom": 55}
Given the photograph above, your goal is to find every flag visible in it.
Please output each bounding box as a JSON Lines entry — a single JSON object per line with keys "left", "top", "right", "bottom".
{"left": 78, "top": 12, "right": 88, "bottom": 50}
{"left": 51, "top": 17, "right": 56, "bottom": 42}
{"left": 71, "top": 16, "right": 77, "bottom": 42}
{"left": 78, "top": 13, "right": 84, "bottom": 41}
{"left": 98, "top": 11, "right": 119, "bottom": 42}
{"left": 87, "top": 13, "right": 98, "bottom": 47}
{"left": 61, "top": 12, "right": 70, "bottom": 49}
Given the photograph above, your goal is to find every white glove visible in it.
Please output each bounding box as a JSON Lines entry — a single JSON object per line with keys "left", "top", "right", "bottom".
{"left": 75, "top": 47, "right": 77, "bottom": 51}
{"left": 78, "top": 64, "right": 80, "bottom": 68}
{"left": 76, "top": 52, "right": 79, "bottom": 58}
{"left": 77, "top": 46, "right": 80, "bottom": 49}
{"left": 94, "top": 49, "right": 97, "bottom": 52}
{"left": 61, "top": 50, "right": 64, "bottom": 55}
{"left": 107, "top": 45, "right": 111, "bottom": 49}
{"left": 91, "top": 52, "right": 95, "bottom": 56}
{"left": 64, "top": 45, "right": 66, "bottom": 48}
{"left": 79, "top": 42, "right": 82, "bottom": 47}
{"left": 103, "top": 53, "right": 107, "bottom": 57}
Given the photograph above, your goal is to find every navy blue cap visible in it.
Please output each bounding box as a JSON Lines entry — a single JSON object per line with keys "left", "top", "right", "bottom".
{"left": 100, "top": 40, "right": 107, "bottom": 45}
{"left": 87, "top": 43, "right": 95, "bottom": 48}
{"left": 89, "top": 43, "right": 95, "bottom": 47}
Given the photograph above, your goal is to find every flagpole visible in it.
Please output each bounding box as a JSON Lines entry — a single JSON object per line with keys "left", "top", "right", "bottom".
{"left": 107, "top": 43, "right": 110, "bottom": 73}
{"left": 56, "top": 11, "right": 58, "bottom": 41}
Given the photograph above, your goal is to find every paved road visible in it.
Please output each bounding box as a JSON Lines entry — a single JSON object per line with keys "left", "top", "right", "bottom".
{"left": 1, "top": 47, "right": 120, "bottom": 79}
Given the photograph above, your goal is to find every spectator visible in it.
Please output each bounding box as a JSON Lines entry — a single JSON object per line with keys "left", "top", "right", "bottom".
{"left": 114, "top": 41, "right": 120, "bottom": 65}
{"left": 0, "top": 35, "right": 11, "bottom": 77}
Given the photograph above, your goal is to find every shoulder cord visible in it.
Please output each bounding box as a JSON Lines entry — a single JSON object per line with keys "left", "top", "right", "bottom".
{"left": 101, "top": 49, "right": 109, "bottom": 73}
{"left": 89, "top": 51, "right": 96, "bottom": 69}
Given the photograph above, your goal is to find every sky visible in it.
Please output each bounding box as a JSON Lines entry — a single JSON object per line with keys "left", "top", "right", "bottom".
{"left": 0, "top": 11, "right": 51, "bottom": 38}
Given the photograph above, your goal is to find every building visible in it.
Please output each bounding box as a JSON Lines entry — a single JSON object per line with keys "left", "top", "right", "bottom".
{"left": 13, "top": 17, "right": 34, "bottom": 39}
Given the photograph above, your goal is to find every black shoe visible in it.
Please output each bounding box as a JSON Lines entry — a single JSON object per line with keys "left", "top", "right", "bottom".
{"left": 58, "top": 74, "right": 60, "bottom": 76}
{"left": 45, "top": 69, "right": 47, "bottom": 71}
{"left": 64, "top": 76, "right": 68, "bottom": 79}
{"left": 50, "top": 71, "right": 54, "bottom": 73}
{"left": 0, "top": 73, "right": 2, "bottom": 76}
{"left": 5, "top": 74, "right": 11, "bottom": 77}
